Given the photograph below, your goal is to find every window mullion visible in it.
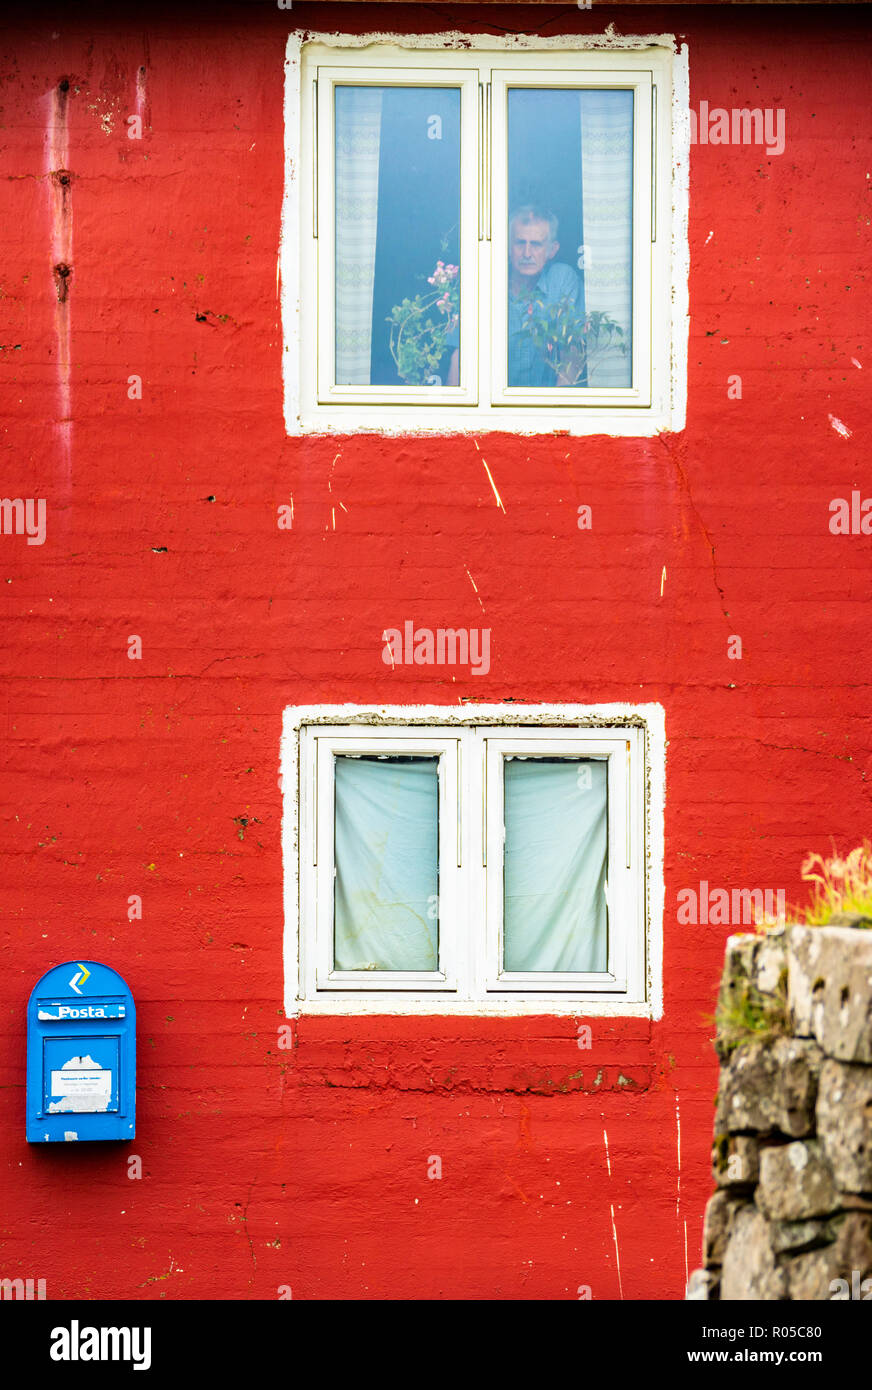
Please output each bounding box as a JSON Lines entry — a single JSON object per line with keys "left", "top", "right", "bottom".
{"left": 436, "top": 737, "right": 459, "bottom": 990}
{"left": 651, "top": 82, "right": 657, "bottom": 243}
{"left": 312, "top": 75, "right": 319, "bottom": 240}
{"left": 484, "top": 80, "right": 491, "bottom": 241}
{"left": 606, "top": 744, "right": 628, "bottom": 987}
{"left": 469, "top": 725, "right": 487, "bottom": 1002}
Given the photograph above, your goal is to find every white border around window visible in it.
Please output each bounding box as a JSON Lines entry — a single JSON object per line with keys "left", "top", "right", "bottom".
{"left": 280, "top": 29, "right": 689, "bottom": 438}
{"left": 280, "top": 703, "right": 665, "bottom": 1017}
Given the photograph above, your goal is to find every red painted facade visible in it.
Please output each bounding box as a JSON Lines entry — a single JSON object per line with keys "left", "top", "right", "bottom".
{"left": 1, "top": 3, "right": 870, "bottom": 1299}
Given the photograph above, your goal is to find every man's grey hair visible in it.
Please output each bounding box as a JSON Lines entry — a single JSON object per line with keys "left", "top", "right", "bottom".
{"left": 509, "top": 205, "right": 559, "bottom": 242}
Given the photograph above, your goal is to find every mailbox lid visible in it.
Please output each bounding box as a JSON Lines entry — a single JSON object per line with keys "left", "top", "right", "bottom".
{"left": 27, "top": 961, "right": 136, "bottom": 1024}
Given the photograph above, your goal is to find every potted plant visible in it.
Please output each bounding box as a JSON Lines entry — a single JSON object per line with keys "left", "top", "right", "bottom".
{"left": 387, "top": 261, "right": 459, "bottom": 386}
{"left": 518, "top": 298, "right": 627, "bottom": 386}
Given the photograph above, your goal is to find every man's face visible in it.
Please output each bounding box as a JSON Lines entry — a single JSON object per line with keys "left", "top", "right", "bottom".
{"left": 510, "top": 218, "right": 558, "bottom": 279}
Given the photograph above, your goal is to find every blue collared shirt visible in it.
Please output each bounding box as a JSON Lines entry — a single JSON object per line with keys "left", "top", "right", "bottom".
{"left": 445, "top": 261, "right": 581, "bottom": 387}
{"left": 508, "top": 262, "right": 581, "bottom": 387}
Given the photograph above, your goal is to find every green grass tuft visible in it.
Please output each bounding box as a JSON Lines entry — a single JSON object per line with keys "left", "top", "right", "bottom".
{"left": 795, "top": 842, "right": 872, "bottom": 926}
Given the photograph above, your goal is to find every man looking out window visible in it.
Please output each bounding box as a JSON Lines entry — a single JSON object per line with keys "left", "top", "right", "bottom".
{"left": 446, "top": 205, "right": 581, "bottom": 387}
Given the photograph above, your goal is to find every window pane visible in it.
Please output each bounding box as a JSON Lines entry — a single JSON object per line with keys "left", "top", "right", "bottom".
{"left": 334, "top": 86, "right": 461, "bottom": 387}
{"left": 503, "top": 757, "right": 608, "bottom": 972}
{"left": 334, "top": 755, "right": 439, "bottom": 971}
{"left": 506, "top": 88, "right": 633, "bottom": 389}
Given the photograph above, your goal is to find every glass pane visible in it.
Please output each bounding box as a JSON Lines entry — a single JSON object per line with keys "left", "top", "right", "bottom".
{"left": 503, "top": 757, "right": 608, "bottom": 972}
{"left": 334, "top": 755, "right": 439, "bottom": 971}
{"left": 334, "top": 86, "right": 461, "bottom": 387}
{"left": 506, "top": 88, "right": 633, "bottom": 389}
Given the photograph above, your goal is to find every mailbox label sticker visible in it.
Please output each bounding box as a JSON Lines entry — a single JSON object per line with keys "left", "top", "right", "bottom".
{"left": 48, "top": 1056, "right": 113, "bottom": 1113}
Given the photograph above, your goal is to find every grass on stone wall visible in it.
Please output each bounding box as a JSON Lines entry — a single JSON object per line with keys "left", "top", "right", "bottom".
{"left": 710, "top": 845, "right": 872, "bottom": 1059}
{"left": 795, "top": 842, "right": 872, "bottom": 926}
{"left": 713, "top": 967, "right": 790, "bottom": 1060}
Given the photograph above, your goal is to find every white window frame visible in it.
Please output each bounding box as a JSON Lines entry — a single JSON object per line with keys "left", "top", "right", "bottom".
{"left": 484, "top": 731, "right": 639, "bottom": 994}
{"left": 315, "top": 66, "right": 480, "bottom": 409}
{"left": 312, "top": 731, "right": 461, "bottom": 990}
{"left": 282, "top": 704, "right": 665, "bottom": 1017}
{"left": 489, "top": 67, "right": 652, "bottom": 411}
{"left": 282, "top": 31, "right": 688, "bottom": 437}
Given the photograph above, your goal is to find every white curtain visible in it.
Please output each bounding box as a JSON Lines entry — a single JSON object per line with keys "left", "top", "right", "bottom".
{"left": 334, "top": 87, "right": 382, "bottom": 385}
{"left": 503, "top": 758, "right": 608, "bottom": 972}
{"left": 334, "top": 757, "right": 439, "bottom": 971}
{"left": 579, "top": 90, "right": 634, "bottom": 387}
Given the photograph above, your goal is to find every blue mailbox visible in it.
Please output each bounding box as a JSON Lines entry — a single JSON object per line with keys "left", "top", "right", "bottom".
{"left": 27, "top": 961, "right": 135, "bottom": 1143}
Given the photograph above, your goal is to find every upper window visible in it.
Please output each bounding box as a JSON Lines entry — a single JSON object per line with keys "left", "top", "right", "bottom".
{"left": 282, "top": 706, "right": 665, "bottom": 1014}
{"left": 287, "top": 39, "right": 685, "bottom": 435}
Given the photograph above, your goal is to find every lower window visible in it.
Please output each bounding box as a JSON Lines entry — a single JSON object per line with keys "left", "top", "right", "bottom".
{"left": 286, "top": 708, "right": 662, "bottom": 1013}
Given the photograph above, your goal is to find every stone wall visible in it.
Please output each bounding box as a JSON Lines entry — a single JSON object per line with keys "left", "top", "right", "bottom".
{"left": 688, "top": 916, "right": 872, "bottom": 1300}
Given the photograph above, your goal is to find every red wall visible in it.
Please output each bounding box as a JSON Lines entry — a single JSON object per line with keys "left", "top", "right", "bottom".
{"left": 2, "top": 2, "right": 870, "bottom": 1300}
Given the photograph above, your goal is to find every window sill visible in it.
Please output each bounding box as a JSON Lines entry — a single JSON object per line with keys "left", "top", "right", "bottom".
{"left": 289, "top": 997, "right": 654, "bottom": 1018}
{"left": 289, "top": 404, "right": 676, "bottom": 438}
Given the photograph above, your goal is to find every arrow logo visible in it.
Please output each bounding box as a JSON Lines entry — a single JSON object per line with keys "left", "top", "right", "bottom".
{"left": 69, "top": 964, "right": 91, "bottom": 995}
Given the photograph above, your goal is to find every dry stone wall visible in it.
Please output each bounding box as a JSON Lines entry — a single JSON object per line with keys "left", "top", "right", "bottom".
{"left": 688, "top": 915, "right": 872, "bottom": 1300}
